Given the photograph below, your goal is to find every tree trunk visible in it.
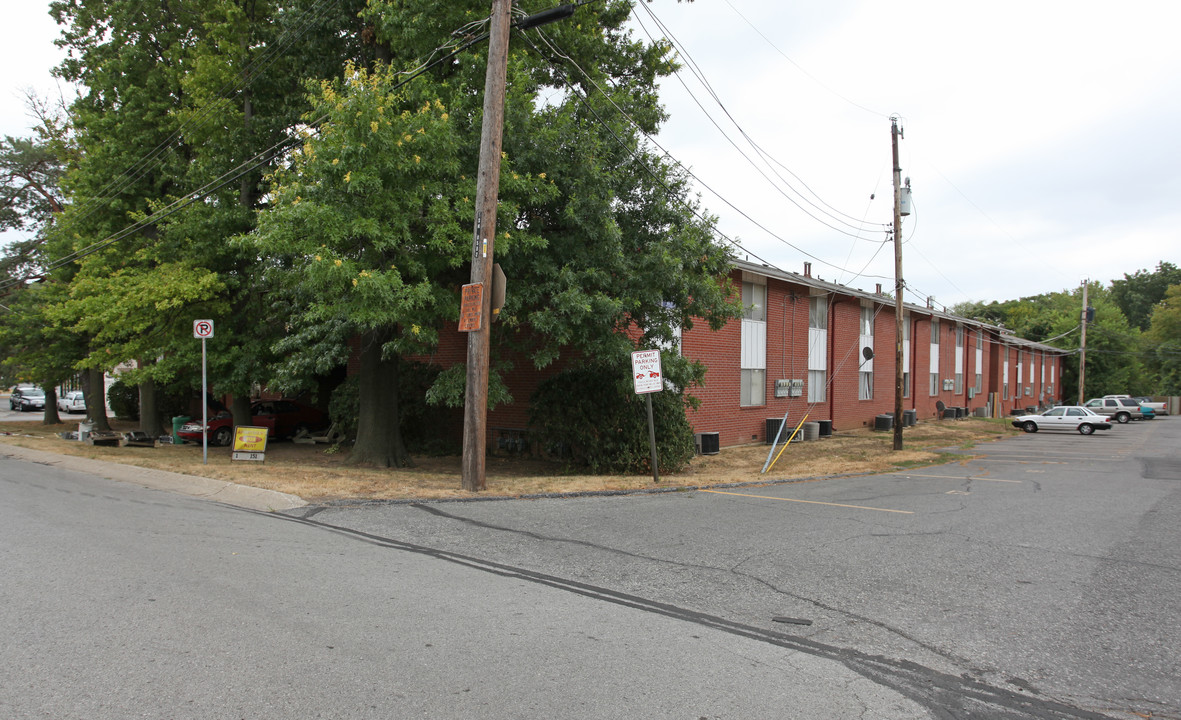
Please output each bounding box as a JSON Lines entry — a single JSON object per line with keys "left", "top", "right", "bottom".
{"left": 231, "top": 395, "right": 252, "bottom": 431}
{"left": 349, "top": 328, "right": 412, "bottom": 468}
{"left": 42, "top": 386, "right": 62, "bottom": 425}
{"left": 138, "top": 375, "right": 164, "bottom": 436}
{"left": 85, "top": 367, "right": 111, "bottom": 431}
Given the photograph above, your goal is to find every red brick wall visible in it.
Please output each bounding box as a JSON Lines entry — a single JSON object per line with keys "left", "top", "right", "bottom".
{"left": 354, "top": 270, "right": 1064, "bottom": 450}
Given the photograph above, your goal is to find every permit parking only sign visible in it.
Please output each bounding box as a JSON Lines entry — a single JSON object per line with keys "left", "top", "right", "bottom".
{"left": 631, "top": 349, "right": 663, "bottom": 394}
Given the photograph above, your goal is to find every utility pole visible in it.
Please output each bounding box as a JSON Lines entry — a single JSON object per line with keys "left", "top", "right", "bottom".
{"left": 891, "top": 118, "right": 905, "bottom": 451}
{"left": 1077, "top": 280, "right": 1088, "bottom": 404}
{"left": 462, "top": 0, "right": 513, "bottom": 492}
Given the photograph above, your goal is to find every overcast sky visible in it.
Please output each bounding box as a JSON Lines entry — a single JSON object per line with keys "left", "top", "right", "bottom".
{"left": 4, "top": 0, "right": 1179, "bottom": 310}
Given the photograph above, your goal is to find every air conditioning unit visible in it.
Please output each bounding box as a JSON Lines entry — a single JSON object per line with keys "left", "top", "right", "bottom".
{"left": 765, "top": 418, "right": 784, "bottom": 444}
{"left": 694, "top": 432, "right": 720, "bottom": 455}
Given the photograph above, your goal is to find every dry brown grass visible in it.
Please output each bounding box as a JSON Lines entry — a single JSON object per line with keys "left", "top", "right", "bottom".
{"left": 0, "top": 417, "right": 1018, "bottom": 502}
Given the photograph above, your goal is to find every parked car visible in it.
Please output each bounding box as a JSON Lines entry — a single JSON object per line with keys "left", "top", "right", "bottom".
{"left": 1083, "top": 396, "right": 1149, "bottom": 423}
{"left": 9, "top": 386, "right": 46, "bottom": 412}
{"left": 57, "top": 390, "right": 87, "bottom": 414}
{"left": 1012, "top": 406, "right": 1113, "bottom": 435}
{"left": 1129, "top": 396, "right": 1168, "bottom": 416}
{"left": 176, "top": 399, "right": 329, "bottom": 446}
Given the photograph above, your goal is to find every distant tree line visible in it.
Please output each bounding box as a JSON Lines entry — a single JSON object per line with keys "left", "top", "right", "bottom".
{"left": 953, "top": 261, "right": 1181, "bottom": 401}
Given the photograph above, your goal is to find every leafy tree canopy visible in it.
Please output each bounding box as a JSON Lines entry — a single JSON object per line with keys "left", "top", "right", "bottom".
{"left": 1110, "top": 261, "right": 1181, "bottom": 331}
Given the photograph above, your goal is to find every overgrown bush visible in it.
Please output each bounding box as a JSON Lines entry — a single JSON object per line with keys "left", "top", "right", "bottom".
{"left": 530, "top": 358, "right": 696, "bottom": 474}
{"left": 107, "top": 380, "right": 139, "bottom": 421}
{"left": 400, "top": 361, "right": 461, "bottom": 455}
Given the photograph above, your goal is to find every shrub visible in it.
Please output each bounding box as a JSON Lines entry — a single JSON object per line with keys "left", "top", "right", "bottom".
{"left": 400, "top": 361, "right": 461, "bottom": 455}
{"left": 328, "top": 375, "right": 359, "bottom": 443}
{"left": 530, "top": 357, "right": 696, "bottom": 474}
{"left": 107, "top": 379, "right": 139, "bottom": 421}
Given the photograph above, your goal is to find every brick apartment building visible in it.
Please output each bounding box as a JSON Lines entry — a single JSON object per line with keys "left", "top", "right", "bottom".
{"left": 678, "top": 259, "right": 1066, "bottom": 447}
{"left": 412, "top": 258, "right": 1066, "bottom": 451}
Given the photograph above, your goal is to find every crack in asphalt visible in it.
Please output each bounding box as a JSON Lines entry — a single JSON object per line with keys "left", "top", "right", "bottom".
{"left": 405, "top": 505, "right": 1074, "bottom": 700}
{"left": 258, "top": 507, "right": 1118, "bottom": 719}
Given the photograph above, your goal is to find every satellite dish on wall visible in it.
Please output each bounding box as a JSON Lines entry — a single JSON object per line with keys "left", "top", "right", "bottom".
{"left": 862, "top": 347, "right": 874, "bottom": 361}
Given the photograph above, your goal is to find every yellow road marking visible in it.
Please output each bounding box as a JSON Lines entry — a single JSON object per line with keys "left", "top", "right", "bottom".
{"left": 700, "top": 489, "right": 914, "bottom": 514}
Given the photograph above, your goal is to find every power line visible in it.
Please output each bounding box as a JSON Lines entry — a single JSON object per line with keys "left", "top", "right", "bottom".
{"left": 717, "top": 0, "right": 887, "bottom": 119}
{"left": 526, "top": 27, "right": 891, "bottom": 283}
{"left": 49, "top": 0, "right": 347, "bottom": 251}
{"left": 0, "top": 31, "right": 490, "bottom": 292}
{"left": 632, "top": 4, "right": 888, "bottom": 237}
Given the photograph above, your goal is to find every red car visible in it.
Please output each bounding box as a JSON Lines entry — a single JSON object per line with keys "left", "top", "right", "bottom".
{"left": 177, "top": 399, "right": 329, "bottom": 446}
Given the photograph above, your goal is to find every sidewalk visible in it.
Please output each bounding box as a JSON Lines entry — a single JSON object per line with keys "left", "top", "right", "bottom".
{"left": 0, "top": 442, "right": 307, "bottom": 512}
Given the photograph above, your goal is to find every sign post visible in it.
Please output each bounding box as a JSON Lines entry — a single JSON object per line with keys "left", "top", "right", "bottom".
{"left": 631, "top": 349, "right": 663, "bottom": 483}
{"left": 193, "top": 320, "right": 214, "bottom": 465}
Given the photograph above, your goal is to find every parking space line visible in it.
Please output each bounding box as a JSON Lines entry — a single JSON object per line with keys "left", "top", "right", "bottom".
{"left": 700, "top": 489, "right": 913, "bottom": 514}
{"left": 900, "top": 473, "right": 1022, "bottom": 483}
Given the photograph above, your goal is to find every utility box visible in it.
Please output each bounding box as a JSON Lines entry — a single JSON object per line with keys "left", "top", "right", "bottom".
{"left": 694, "top": 432, "right": 720, "bottom": 455}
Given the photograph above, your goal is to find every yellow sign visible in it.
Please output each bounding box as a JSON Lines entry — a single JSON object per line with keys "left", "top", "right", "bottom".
{"left": 232, "top": 425, "right": 268, "bottom": 462}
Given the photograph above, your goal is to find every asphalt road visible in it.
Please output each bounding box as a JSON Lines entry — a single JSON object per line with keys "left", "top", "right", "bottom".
{"left": 2, "top": 417, "right": 1178, "bottom": 718}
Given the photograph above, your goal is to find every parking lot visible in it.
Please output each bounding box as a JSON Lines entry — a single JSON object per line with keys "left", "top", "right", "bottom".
{"left": 291, "top": 414, "right": 1178, "bottom": 718}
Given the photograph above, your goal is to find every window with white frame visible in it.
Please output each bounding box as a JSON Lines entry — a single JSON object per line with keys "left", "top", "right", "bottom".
{"left": 740, "top": 279, "right": 766, "bottom": 406}
{"left": 807, "top": 295, "right": 827, "bottom": 403}
{"left": 859, "top": 304, "right": 874, "bottom": 400}
{"left": 974, "top": 330, "right": 984, "bottom": 393}
{"left": 1003, "top": 355, "right": 1010, "bottom": 400}
{"left": 954, "top": 325, "right": 964, "bottom": 395}
{"left": 1016, "top": 351, "right": 1023, "bottom": 399}
{"left": 902, "top": 313, "right": 911, "bottom": 398}
{"left": 929, "top": 318, "right": 941, "bottom": 396}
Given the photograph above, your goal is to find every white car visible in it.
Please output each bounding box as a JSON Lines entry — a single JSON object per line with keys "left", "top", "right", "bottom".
{"left": 57, "top": 390, "right": 87, "bottom": 414}
{"left": 1012, "top": 406, "right": 1113, "bottom": 435}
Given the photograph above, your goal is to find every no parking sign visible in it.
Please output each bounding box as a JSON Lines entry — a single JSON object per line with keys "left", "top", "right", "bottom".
{"left": 193, "top": 319, "right": 214, "bottom": 339}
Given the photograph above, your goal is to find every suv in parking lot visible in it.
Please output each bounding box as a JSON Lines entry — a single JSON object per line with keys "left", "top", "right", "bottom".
{"left": 1084, "top": 396, "right": 1149, "bottom": 424}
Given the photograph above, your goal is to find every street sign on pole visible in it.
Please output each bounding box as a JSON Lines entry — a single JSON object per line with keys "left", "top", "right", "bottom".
{"left": 193, "top": 320, "right": 213, "bottom": 464}
{"left": 631, "top": 349, "right": 663, "bottom": 484}
{"left": 631, "top": 349, "right": 663, "bottom": 394}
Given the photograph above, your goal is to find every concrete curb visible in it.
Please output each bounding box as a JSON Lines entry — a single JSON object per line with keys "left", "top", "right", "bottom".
{"left": 0, "top": 442, "right": 307, "bottom": 512}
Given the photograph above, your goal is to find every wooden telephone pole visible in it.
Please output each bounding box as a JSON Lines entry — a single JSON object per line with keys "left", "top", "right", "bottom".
{"left": 1077, "top": 280, "right": 1088, "bottom": 404}
{"left": 891, "top": 118, "right": 905, "bottom": 451}
{"left": 462, "top": 0, "right": 512, "bottom": 492}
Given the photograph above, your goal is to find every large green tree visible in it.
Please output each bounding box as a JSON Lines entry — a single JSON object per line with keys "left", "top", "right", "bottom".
{"left": 46, "top": 0, "right": 381, "bottom": 433}
{"left": 0, "top": 102, "right": 80, "bottom": 425}
{"left": 250, "top": 64, "right": 488, "bottom": 467}
{"left": 1145, "top": 284, "right": 1181, "bottom": 394}
{"left": 1110, "top": 261, "right": 1181, "bottom": 331}
{"left": 956, "top": 281, "right": 1147, "bottom": 401}
{"left": 47, "top": 0, "right": 217, "bottom": 432}
{"left": 249, "top": 0, "right": 736, "bottom": 468}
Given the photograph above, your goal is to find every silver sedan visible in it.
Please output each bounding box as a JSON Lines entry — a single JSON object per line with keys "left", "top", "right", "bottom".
{"left": 1012, "top": 406, "right": 1113, "bottom": 435}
